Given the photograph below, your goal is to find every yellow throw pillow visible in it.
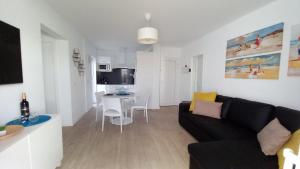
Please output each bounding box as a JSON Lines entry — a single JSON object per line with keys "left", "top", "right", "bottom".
{"left": 277, "top": 129, "right": 300, "bottom": 169}
{"left": 189, "top": 92, "right": 217, "bottom": 111}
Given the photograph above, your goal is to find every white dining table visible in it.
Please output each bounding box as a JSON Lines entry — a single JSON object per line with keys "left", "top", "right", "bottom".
{"left": 102, "top": 93, "right": 135, "bottom": 125}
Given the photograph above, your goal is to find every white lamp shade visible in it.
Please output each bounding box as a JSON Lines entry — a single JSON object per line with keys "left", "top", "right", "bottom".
{"left": 137, "top": 27, "right": 158, "bottom": 44}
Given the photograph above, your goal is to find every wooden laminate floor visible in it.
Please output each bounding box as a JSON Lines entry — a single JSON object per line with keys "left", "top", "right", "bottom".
{"left": 58, "top": 106, "right": 196, "bottom": 169}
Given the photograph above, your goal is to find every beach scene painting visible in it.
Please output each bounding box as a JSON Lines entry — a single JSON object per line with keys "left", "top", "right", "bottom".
{"left": 225, "top": 53, "right": 281, "bottom": 79}
{"left": 226, "top": 23, "right": 284, "bottom": 59}
{"left": 288, "top": 24, "right": 300, "bottom": 76}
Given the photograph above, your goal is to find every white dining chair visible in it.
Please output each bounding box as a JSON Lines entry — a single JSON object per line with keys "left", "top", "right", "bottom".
{"left": 130, "top": 95, "right": 150, "bottom": 123}
{"left": 95, "top": 91, "right": 105, "bottom": 121}
{"left": 102, "top": 97, "right": 123, "bottom": 133}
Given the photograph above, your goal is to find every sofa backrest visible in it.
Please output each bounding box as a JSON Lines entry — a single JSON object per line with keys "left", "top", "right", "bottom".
{"left": 226, "top": 98, "right": 275, "bottom": 132}
{"left": 276, "top": 106, "right": 300, "bottom": 133}
{"left": 215, "top": 95, "right": 233, "bottom": 118}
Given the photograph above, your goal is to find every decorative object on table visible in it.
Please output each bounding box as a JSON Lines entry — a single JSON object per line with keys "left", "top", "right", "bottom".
{"left": 225, "top": 53, "right": 281, "bottom": 79}
{"left": 137, "top": 13, "right": 158, "bottom": 44}
{"left": 0, "top": 125, "right": 24, "bottom": 140}
{"left": 116, "top": 87, "right": 130, "bottom": 96}
{"left": 226, "top": 23, "right": 284, "bottom": 59}
{"left": 288, "top": 24, "right": 300, "bottom": 76}
{"left": 116, "top": 93, "right": 130, "bottom": 96}
{"left": 6, "top": 115, "right": 51, "bottom": 127}
{"left": 116, "top": 87, "right": 130, "bottom": 95}
{"left": 72, "top": 48, "right": 85, "bottom": 75}
{"left": 0, "top": 126, "right": 6, "bottom": 136}
{"left": 20, "top": 92, "right": 30, "bottom": 122}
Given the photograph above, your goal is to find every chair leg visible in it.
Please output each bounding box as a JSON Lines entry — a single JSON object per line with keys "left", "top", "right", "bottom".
{"left": 102, "top": 115, "right": 105, "bottom": 132}
{"left": 145, "top": 109, "right": 149, "bottom": 123}
{"left": 120, "top": 116, "right": 123, "bottom": 133}
{"left": 130, "top": 108, "right": 134, "bottom": 122}
{"left": 95, "top": 106, "right": 98, "bottom": 121}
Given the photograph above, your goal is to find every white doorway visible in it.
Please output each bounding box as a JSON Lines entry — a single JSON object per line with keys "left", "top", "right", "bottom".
{"left": 191, "top": 55, "right": 203, "bottom": 93}
{"left": 160, "top": 59, "right": 176, "bottom": 106}
{"left": 42, "top": 34, "right": 58, "bottom": 114}
{"left": 41, "top": 25, "right": 73, "bottom": 126}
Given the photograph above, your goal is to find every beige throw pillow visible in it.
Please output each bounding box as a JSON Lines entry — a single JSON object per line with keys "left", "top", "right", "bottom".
{"left": 257, "top": 118, "right": 291, "bottom": 156}
{"left": 193, "top": 100, "right": 222, "bottom": 119}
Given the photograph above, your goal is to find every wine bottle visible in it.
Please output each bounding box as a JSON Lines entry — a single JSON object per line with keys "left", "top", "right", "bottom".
{"left": 20, "top": 92, "right": 30, "bottom": 121}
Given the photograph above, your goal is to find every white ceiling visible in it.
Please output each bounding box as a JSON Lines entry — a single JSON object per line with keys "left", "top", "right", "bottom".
{"left": 45, "top": 0, "right": 275, "bottom": 50}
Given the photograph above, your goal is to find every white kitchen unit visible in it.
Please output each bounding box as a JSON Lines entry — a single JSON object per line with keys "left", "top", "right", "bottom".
{"left": 0, "top": 114, "right": 63, "bottom": 169}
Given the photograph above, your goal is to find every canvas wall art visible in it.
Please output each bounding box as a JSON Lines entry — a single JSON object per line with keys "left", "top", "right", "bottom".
{"left": 226, "top": 23, "right": 284, "bottom": 59}
{"left": 288, "top": 24, "right": 300, "bottom": 76}
{"left": 225, "top": 53, "right": 281, "bottom": 79}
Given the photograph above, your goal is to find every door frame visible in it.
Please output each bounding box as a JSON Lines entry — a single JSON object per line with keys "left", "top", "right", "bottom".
{"left": 41, "top": 24, "right": 73, "bottom": 126}
{"left": 191, "top": 54, "right": 204, "bottom": 93}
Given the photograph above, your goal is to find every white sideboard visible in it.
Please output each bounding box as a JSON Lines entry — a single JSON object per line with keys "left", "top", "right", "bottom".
{"left": 0, "top": 114, "right": 63, "bottom": 169}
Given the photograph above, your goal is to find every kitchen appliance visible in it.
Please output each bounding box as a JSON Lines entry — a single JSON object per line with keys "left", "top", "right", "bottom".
{"left": 98, "top": 63, "right": 112, "bottom": 72}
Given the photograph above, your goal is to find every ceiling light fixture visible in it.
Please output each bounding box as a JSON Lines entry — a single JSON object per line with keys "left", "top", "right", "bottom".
{"left": 137, "top": 13, "right": 158, "bottom": 44}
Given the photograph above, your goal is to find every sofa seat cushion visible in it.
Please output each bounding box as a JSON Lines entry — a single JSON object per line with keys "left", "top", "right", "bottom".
{"left": 188, "top": 114, "right": 256, "bottom": 140}
{"left": 188, "top": 140, "right": 278, "bottom": 169}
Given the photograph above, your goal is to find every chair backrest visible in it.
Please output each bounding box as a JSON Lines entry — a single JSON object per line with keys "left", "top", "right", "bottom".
{"left": 102, "top": 97, "right": 122, "bottom": 114}
{"left": 95, "top": 91, "right": 105, "bottom": 104}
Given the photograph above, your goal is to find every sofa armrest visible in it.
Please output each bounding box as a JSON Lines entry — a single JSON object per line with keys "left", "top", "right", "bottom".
{"left": 179, "top": 101, "right": 192, "bottom": 114}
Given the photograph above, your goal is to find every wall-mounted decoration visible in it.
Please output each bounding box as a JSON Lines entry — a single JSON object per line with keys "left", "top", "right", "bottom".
{"left": 72, "top": 48, "right": 85, "bottom": 75}
{"left": 288, "top": 24, "right": 300, "bottom": 76}
{"left": 226, "top": 23, "right": 284, "bottom": 59}
{"left": 225, "top": 53, "right": 281, "bottom": 80}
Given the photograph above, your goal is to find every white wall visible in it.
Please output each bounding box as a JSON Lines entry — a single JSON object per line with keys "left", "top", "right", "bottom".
{"left": 181, "top": 0, "right": 300, "bottom": 110}
{"left": 136, "top": 45, "right": 182, "bottom": 108}
{"left": 84, "top": 42, "right": 98, "bottom": 111}
{"left": 0, "top": 0, "right": 96, "bottom": 125}
{"left": 136, "top": 51, "right": 160, "bottom": 109}
{"left": 41, "top": 35, "right": 57, "bottom": 114}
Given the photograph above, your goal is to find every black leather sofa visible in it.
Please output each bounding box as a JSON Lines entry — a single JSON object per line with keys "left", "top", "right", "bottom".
{"left": 179, "top": 95, "right": 300, "bottom": 169}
